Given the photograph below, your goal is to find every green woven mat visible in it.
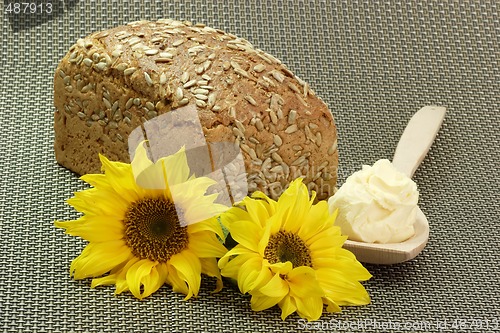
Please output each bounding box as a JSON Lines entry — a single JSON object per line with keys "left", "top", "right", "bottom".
{"left": 1, "top": 1, "right": 498, "bottom": 332}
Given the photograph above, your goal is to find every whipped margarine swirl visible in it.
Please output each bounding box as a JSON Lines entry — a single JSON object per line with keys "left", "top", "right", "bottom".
{"left": 328, "top": 159, "right": 419, "bottom": 243}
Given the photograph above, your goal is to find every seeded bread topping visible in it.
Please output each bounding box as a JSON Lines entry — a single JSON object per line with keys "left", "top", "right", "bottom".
{"left": 54, "top": 19, "right": 338, "bottom": 200}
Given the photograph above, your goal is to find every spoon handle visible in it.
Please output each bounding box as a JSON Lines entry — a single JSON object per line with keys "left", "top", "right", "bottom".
{"left": 392, "top": 106, "right": 446, "bottom": 178}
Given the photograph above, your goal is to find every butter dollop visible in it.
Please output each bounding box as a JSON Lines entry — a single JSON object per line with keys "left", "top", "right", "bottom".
{"left": 328, "top": 159, "right": 419, "bottom": 243}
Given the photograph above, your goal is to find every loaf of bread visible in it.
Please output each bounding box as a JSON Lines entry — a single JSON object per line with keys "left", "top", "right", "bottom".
{"left": 54, "top": 19, "right": 338, "bottom": 200}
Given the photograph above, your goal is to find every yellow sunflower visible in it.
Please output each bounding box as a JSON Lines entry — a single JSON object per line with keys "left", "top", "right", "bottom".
{"left": 55, "top": 142, "right": 228, "bottom": 300}
{"left": 218, "top": 178, "right": 371, "bottom": 321}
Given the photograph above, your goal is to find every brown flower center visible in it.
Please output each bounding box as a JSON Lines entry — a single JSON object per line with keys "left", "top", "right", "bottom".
{"left": 264, "top": 231, "right": 312, "bottom": 268}
{"left": 123, "top": 197, "right": 188, "bottom": 262}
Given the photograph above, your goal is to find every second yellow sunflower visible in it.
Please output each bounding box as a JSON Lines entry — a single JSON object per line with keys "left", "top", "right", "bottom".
{"left": 218, "top": 179, "right": 371, "bottom": 321}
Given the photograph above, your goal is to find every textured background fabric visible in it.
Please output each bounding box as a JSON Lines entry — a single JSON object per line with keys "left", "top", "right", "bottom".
{"left": 1, "top": 1, "right": 498, "bottom": 332}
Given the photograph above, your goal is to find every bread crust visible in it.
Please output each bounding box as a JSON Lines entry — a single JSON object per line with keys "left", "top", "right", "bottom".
{"left": 54, "top": 19, "right": 338, "bottom": 200}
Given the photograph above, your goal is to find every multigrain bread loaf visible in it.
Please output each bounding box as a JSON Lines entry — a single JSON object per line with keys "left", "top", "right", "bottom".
{"left": 54, "top": 19, "right": 338, "bottom": 200}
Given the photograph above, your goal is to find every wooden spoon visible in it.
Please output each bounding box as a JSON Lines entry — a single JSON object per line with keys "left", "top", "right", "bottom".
{"left": 342, "top": 106, "right": 446, "bottom": 264}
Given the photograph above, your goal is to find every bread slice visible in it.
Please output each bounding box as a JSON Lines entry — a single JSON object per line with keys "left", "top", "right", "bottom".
{"left": 54, "top": 19, "right": 338, "bottom": 200}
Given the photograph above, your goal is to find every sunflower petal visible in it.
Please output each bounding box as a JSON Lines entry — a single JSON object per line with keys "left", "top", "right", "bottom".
{"left": 250, "top": 294, "right": 282, "bottom": 312}
{"left": 130, "top": 141, "right": 157, "bottom": 188}
{"left": 219, "top": 251, "right": 258, "bottom": 280}
{"left": 70, "top": 241, "right": 132, "bottom": 279}
{"left": 98, "top": 154, "right": 141, "bottom": 200}
{"left": 107, "top": 257, "right": 141, "bottom": 294}
{"left": 237, "top": 256, "right": 263, "bottom": 294}
{"left": 200, "top": 257, "right": 224, "bottom": 293}
{"left": 166, "top": 263, "right": 190, "bottom": 296}
{"left": 245, "top": 197, "right": 272, "bottom": 227}
{"left": 188, "top": 217, "right": 225, "bottom": 240}
{"left": 67, "top": 189, "right": 129, "bottom": 217}
{"left": 229, "top": 220, "right": 263, "bottom": 252}
{"left": 323, "top": 296, "right": 342, "bottom": 313}
{"left": 134, "top": 160, "right": 168, "bottom": 191}
{"left": 317, "top": 257, "right": 372, "bottom": 281}
{"left": 316, "top": 268, "right": 371, "bottom": 305}
{"left": 141, "top": 263, "right": 168, "bottom": 298}
{"left": 173, "top": 176, "right": 217, "bottom": 198}
{"left": 287, "top": 266, "right": 325, "bottom": 299}
{"left": 91, "top": 256, "right": 132, "bottom": 289}
{"left": 90, "top": 274, "right": 116, "bottom": 288}
{"left": 258, "top": 273, "right": 289, "bottom": 298}
{"left": 279, "top": 179, "right": 311, "bottom": 233}
{"left": 169, "top": 250, "right": 202, "bottom": 300}
{"left": 295, "top": 296, "right": 324, "bottom": 321}
{"left": 251, "top": 265, "right": 274, "bottom": 291}
{"left": 188, "top": 231, "right": 227, "bottom": 258}
{"left": 181, "top": 201, "right": 228, "bottom": 227}
{"left": 125, "top": 259, "right": 158, "bottom": 299}
{"left": 299, "top": 201, "right": 332, "bottom": 239}
{"left": 306, "top": 227, "right": 346, "bottom": 249}
{"left": 250, "top": 192, "right": 277, "bottom": 214}
{"left": 265, "top": 260, "right": 293, "bottom": 276}
{"left": 55, "top": 216, "right": 123, "bottom": 243}
{"left": 257, "top": 224, "right": 272, "bottom": 256}
{"left": 218, "top": 245, "right": 255, "bottom": 267}
{"left": 219, "top": 205, "right": 249, "bottom": 229}
{"left": 161, "top": 147, "right": 191, "bottom": 187}
{"left": 279, "top": 295, "right": 298, "bottom": 320}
